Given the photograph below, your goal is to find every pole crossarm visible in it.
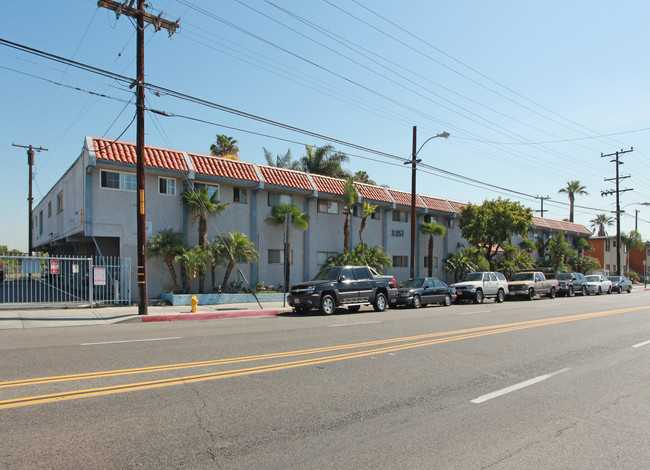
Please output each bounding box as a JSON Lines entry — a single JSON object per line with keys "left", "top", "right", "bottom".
{"left": 97, "top": 0, "right": 179, "bottom": 36}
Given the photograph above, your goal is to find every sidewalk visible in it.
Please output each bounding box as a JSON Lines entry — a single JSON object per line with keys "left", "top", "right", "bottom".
{"left": 0, "top": 300, "right": 295, "bottom": 330}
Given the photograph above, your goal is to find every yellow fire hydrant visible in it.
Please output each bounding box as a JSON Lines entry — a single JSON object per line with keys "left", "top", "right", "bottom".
{"left": 190, "top": 295, "right": 198, "bottom": 313}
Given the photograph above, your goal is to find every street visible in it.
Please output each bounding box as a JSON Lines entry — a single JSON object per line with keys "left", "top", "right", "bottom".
{"left": 1, "top": 292, "right": 649, "bottom": 469}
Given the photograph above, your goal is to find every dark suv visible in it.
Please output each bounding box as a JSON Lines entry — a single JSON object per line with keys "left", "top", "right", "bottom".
{"left": 556, "top": 272, "right": 588, "bottom": 297}
{"left": 288, "top": 265, "right": 397, "bottom": 315}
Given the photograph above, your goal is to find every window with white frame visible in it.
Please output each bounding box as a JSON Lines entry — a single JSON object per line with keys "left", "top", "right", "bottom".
{"left": 392, "top": 210, "right": 408, "bottom": 223}
{"left": 393, "top": 255, "right": 408, "bottom": 267}
{"left": 318, "top": 199, "right": 339, "bottom": 214}
{"left": 159, "top": 177, "right": 176, "bottom": 195}
{"left": 268, "top": 249, "right": 293, "bottom": 264}
{"left": 48, "top": 201, "right": 52, "bottom": 218}
{"left": 423, "top": 256, "right": 438, "bottom": 268}
{"left": 195, "top": 183, "right": 219, "bottom": 201}
{"left": 56, "top": 192, "right": 63, "bottom": 213}
{"left": 38, "top": 211, "right": 43, "bottom": 236}
{"left": 268, "top": 193, "right": 292, "bottom": 206}
{"left": 233, "top": 187, "right": 247, "bottom": 204}
{"left": 605, "top": 239, "right": 611, "bottom": 252}
{"left": 100, "top": 170, "right": 136, "bottom": 191}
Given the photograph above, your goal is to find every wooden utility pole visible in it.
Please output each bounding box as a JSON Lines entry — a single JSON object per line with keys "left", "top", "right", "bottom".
{"left": 97, "top": 0, "right": 178, "bottom": 315}
{"left": 12, "top": 143, "right": 48, "bottom": 255}
{"left": 535, "top": 195, "right": 551, "bottom": 218}
{"left": 601, "top": 148, "right": 633, "bottom": 276}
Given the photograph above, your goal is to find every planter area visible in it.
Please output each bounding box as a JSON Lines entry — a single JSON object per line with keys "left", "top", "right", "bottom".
{"left": 160, "top": 292, "right": 287, "bottom": 306}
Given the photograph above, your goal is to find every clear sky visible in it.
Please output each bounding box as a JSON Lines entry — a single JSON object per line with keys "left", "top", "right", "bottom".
{"left": 2, "top": 0, "right": 649, "bottom": 252}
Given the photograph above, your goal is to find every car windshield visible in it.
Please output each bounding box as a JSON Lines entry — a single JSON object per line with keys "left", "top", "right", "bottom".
{"left": 512, "top": 273, "right": 534, "bottom": 281}
{"left": 312, "top": 267, "right": 340, "bottom": 281}
{"left": 585, "top": 276, "right": 599, "bottom": 282}
{"left": 607, "top": 276, "right": 621, "bottom": 282}
{"left": 402, "top": 278, "right": 425, "bottom": 288}
{"left": 461, "top": 273, "right": 483, "bottom": 282}
{"left": 556, "top": 273, "right": 572, "bottom": 280}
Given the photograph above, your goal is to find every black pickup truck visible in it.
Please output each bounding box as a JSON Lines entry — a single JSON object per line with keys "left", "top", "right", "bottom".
{"left": 288, "top": 265, "right": 397, "bottom": 315}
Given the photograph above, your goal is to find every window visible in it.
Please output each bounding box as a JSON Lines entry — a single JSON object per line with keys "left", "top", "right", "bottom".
{"left": 48, "top": 202, "right": 52, "bottom": 218}
{"left": 392, "top": 210, "right": 408, "bottom": 223}
{"left": 268, "top": 193, "right": 292, "bottom": 206}
{"left": 489, "top": 273, "right": 497, "bottom": 281}
{"left": 424, "top": 214, "right": 437, "bottom": 223}
{"left": 447, "top": 218, "right": 454, "bottom": 228}
{"left": 195, "top": 183, "right": 219, "bottom": 200}
{"left": 371, "top": 209, "right": 380, "bottom": 220}
{"left": 317, "top": 251, "right": 338, "bottom": 267}
{"left": 159, "top": 177, "right": 176, "bottom": 195}
{"left": 605, "top": 239, "right": 611, "bottom": 252}
{"left": 318, "top": 199, "right": 339, "bottom": 214}
{"left": 352, "top": 267, "right": 370, "bottom": 280}
{"left": 393, "top": 255, "right": 408, "bottom": 267}
{"left": 233, "top": 187, "right": 247, "bottom": 204}
{"left": 423, "top": 256, "right": 439, "bottom": 268}
{"left": 38, "top": 211, "right": 43, "bottom": 236}
{"left": 56, "top": 192, "right": 63, "bottom": 213}
{"left": 268, "top": 249, "right": 293, "bottom": 264}
{"left": 100, "top": 170, "right": 136, "bottom": 191}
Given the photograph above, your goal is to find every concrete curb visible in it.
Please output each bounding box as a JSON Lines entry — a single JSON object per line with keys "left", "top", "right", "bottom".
{"left": 140, "top": 309, "right": 283, "bottom": 322}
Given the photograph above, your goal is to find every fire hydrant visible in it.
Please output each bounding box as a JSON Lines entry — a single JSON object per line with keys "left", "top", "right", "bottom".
{"left": 190, "top": 295, "right": 198, "bottom": 313}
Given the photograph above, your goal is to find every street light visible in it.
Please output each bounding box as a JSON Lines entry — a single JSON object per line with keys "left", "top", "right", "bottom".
{"left": 619, "top": 202, "right": 650, "bottom": 232}
{"left": 405, "top": 126, "right": 450, "bottom": 279}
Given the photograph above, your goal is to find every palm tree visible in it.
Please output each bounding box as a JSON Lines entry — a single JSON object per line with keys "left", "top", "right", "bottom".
{"left": 299, "top": 145, "right": 349, "bottom": 177}
{"left": 263, "top": 147, "right": 300, "bottom": 169}
{"left": 358, "top": 201, "right": 377, "bottom": 255}
{"left": 558, "top": 180, "right": 588, "bottom": 222}
{"left": 210, "top": 135, "right": 239, "bottom": 159}
{"left": 174, "top": 246, "right": 207, "bottom": 293}
{"left": 443, "top": 251, "right": 477, "bottom": 283}
{"left": 342, "top": 180, "right": 357, "bottom": 252}
{"left": 146, "top": 229, "right": 186, "bottom": 291}
{"left": 326, "top": 244, "right": 392, "bottom": 273}
{"left": 589, "top": 214, "right": 614, "bottom": 236}
{"left": 183, "top": 187, "right": 229, "bottom": 293}
{"left": 212, "top": 231, "right": 259, "bottom": 292}
{"left": 420, "top": 221, "right": 446, "bottom": 277}
{"left": 265, "top": 203, "right": 310, "bottom": 293}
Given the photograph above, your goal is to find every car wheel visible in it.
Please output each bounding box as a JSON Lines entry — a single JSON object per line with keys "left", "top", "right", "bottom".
{"left": 442, "top": 294, "right": 452, "bottom": 306}
{"left": 607, "top": 286, "right": 612, "bottom": 294}
{"left": 412, "top": 294, "right": 422, "bottom": 309}
{"left": 320, "top": 295, "right": 336, "bottom": 315}
{"left": 597, "top": 287, "right": 602, "bottom": 295}
{"left": 568, "top": 286, "right": 574, "bottom": 297}
{"left": 627, "top": 286, "right": 632, "bottom": 293}
{"left": 373, "top": 292, "right": 387, "bottom": 312}
{"left": 348, "top": 305, "right": 361, "bottom": 313}
{"left": 527, "top": 288, "right": 535, "bottom": 300}
{"left": 549, "top": 287, "right": 556, "bottom": 299}
{"left": 474, "top": 290, "right": 484, "bottom": 304}
{"left": 579, "top": 286, "right": 587, "bottom": 296}
{"left": 496, "top": 289, "right": 505, "bottom": 303}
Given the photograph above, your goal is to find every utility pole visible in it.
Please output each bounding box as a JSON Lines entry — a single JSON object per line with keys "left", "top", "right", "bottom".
{"left": 97, "top": 0, "right": 178, "bottom": 315}
{"left": 601, "top": 148, "right": 633, "bottom": 276}
{"left": 409, "top": 126, "right": 418, "bottom": 280}
{"left": 535, "top": 195, "right": 550, "bottom": 218}
{"left": 12, "top": 144, "right": 48, "bottom": 255}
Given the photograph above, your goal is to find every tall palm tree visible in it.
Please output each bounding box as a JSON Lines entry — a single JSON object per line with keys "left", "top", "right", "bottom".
{"left": 358, "top": 201, "right": 377, "bottom": 255}
{"left": 420, "top": 221, "right": 446, "bottom": 277}
{"left": 210, "top": 135, "right": 239, "bottom": 159}
{"left": 183, "top": 187, "right": 229, "bottom": 293}
{"left": 263, "top": 147, "right": 300, "bottom": 169}
{"left": 212, "top": 231, "right": 259, "bottom": 292}
{"left": 589, "top": 213, "right": 614, "bottom": 236}
{"left": 342, "top": 180, "right": 357, "bottom": 252}
{"left": 558, "top": 180, "right": 588, "bottom": 222}
{"left": 299, "top": 145, "right": 349, "bottom": 178}
{"left": 265, "top": 203, "right": 310, "bottom": 292}
{"left": 146, "top": 229, "right": 186, "bottom": 291}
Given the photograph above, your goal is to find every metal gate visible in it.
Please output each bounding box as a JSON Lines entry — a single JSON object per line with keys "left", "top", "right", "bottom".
{"left": 0, "top": 254, "right": 131, "bottom": 306}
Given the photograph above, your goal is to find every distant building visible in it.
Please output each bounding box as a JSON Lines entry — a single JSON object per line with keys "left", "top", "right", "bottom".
{"left": 629, "top": 241, "right": 650, "bottom": 278}
{"left": 32, "top": 137, "right": 591, "bottom": 299}
{"left": 586, "top": 236, "right": 628, "bottom": 275}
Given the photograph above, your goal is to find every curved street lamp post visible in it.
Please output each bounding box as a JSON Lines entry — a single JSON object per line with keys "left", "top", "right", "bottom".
{"left": 406, "top": 126, "right": 449, "bottom": 279}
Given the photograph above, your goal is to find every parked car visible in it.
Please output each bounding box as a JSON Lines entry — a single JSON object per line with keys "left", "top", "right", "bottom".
{"left": 507, "top": 271, "right": 558, "bottom": 300}
{"left": 607, "top": 276, "right": 633, "bottom": 293}
{"left": 395, "top": 277, "right": 457, "bottom": 308}
{"left": 556, "top": 272, "right": 588, "bottom": 297}
{"left": 451, "top": 271, "right": 509, "bottom": 304}
{"left": 287, "top": 265, "right": 397, "bottom": 315}
{"left": 585, "top": 275, "right": 613, "bottom": 295}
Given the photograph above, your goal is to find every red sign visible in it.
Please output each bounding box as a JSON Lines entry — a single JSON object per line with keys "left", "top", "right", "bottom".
{"left": 50, "top": 260, "right": 60, "bottom": 275}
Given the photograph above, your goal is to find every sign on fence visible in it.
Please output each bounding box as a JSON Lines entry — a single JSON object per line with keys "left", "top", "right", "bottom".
{"left": 50, "top": 259, "right": 60, "bottom": 275}
{"left": 93, "top": 267, "right": 106, "bottom": 286}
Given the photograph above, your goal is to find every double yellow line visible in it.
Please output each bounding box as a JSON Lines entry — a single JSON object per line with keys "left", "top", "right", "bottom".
{"left": 1, "top": 306, "right": 646, "bottom": 409}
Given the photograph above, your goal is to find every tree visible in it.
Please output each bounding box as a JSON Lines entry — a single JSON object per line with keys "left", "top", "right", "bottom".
{"left": 589, "top": 214, "right": 613, "bottom": 236}
{"left": 358, "top": 201, "right": 377, "bottom": 255}
{"left": 325, "top": 244, "right": 392, "bottom": 273}
{"left": 558, "top": 180, "right": 588, "bottom": 223}
{"left": 265, "top": 203, "right": 310, "bottom": 292}
{"left": 420, "top": 221, "right": 446, "bottom": 277}
{"left": 210, "top": 135, "right": 239, "bottom": 159}
{"left": 494, "top": 244, "right": 535, "bottom": 279}
{"left": 573, "top": 237, "right": 592, "bottom": 256}
{"left": 621, "top": 230, "right": 644, "bottom": 275}
{"left": 299, "top": 145, "right": 349, "bottom": 178}
{"left": 570, "top": 254, "right": 601, "bottom": 274}
{"left": 459, "top": 198, "right": 533, "bottom": 271}
{"left": 183, "top": 187, "right": 229, "bottom": 293}
{"left": 342, "top": 180, "right": 358, "bottom": 252}
{"left": 174, "top": 246, "right": 207, "bottom": 293}
{"left": 212, "top": 231, "right": 259, "bottom": 292}
{"left": 263, "top": 147, "right": 300, "bottom": 169}
{"left": 352, "top": 171, "right": 376, "bottom": 185}
{"left": 547, "top": 232, "right": 576, "bottom": 273}
{"left": 443, "top": 250, "right": 477, "bottom": 283}
{"left": 146, "top": 229, "right": 186, "bottom": 291}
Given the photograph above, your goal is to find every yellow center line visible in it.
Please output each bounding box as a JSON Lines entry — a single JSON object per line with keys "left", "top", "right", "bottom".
{"left": 0, "top": 305, "right": 646, "bottom": 410}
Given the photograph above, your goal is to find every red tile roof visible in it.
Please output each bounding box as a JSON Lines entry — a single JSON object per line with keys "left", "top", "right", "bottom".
{"left": 190, "top": 153, "right": 258, "bottom": 182}
{"left": 447, "top": 200, "right": 469, "bottom": 214}
{"left": 355, "top": 183, "right": 392, "bottom": 204}
{"left": 419, "top": 195, "right": 454, "bottom": 213}
{"left": 310, "top": 174, "right": 346, "bottom": 195}
{"left": 257, "top": 165, "right": 313, "bottom": 191}
{"left": 532, "top": 217, "right": 591, "bottom": 235}
{"left": 387, "top": 188, "right": 425, "bottom": 208}
{"left": 93, "top": 137, "right": 188, "bottom": 172}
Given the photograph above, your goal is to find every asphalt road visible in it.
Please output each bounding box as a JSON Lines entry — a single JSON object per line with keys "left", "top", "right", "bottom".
{"left": 1, "top": 291, "right": 649, "bottom": 469}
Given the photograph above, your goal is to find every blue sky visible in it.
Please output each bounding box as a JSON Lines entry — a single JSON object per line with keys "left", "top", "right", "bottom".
{"left": 2, "top": 0, "right": 650, "bottom": 252}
